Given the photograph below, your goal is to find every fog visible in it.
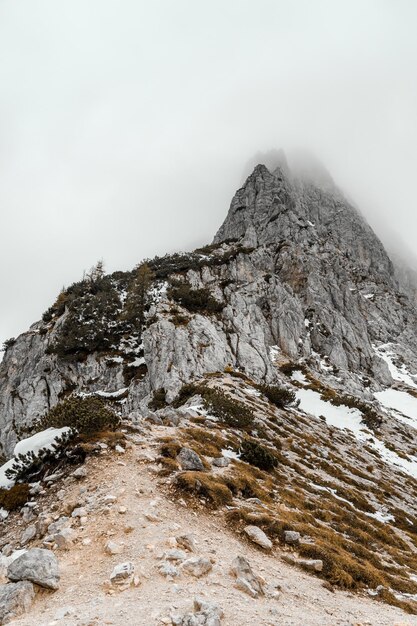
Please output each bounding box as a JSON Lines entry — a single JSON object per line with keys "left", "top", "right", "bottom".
{"left": 1, "top": 0, "right": 417, "bottom": 344}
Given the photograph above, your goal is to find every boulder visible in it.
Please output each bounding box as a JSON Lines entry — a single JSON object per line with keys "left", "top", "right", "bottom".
{"left": 177, "top": 448, "right": 204, "bottom": 471}
{"left": 0, "top": 581, "right": 34, "bottom": 624}
{"left": 7, "top": 548, "right": 60, "bottom": 590}
{"left": 243, "top": 525, "right": 272, "bottom": 551}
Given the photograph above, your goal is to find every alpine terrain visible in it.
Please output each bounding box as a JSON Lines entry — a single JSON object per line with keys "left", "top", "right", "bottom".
{"left": 1, "top": 155, "right": 417, "bottom": 625}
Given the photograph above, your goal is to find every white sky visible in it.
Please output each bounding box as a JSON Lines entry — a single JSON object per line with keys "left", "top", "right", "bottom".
{"left": 1, "top": 0, "right": 417, "bottom": 343}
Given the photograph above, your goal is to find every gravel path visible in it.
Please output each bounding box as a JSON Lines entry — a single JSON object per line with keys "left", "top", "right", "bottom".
{"left": 11, "top": 430, "right": 417, "bottom": 626}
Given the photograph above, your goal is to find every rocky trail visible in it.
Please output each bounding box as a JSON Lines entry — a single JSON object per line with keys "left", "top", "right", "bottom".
{"left": 1, "top": 423, "right": 415, "bottom": 626}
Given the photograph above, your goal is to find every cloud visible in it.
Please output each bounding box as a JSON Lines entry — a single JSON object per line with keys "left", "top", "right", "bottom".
{"left": 1, "top": 0, "right": 417, "bottom": 341}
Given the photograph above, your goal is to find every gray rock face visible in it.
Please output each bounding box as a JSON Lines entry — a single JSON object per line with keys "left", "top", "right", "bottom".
{"left": 7, "top": 548, "right": 59, "bottom": 590}
{"left": 0, "top": 581, "right": 34, "bottom": 624}
{"left": 2, "top": 157, "right": 417, "bottom": 454}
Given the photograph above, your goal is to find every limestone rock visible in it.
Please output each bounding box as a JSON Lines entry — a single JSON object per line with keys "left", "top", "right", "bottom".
{"left": 284, "top": 530, "right": 300, "bottom": 545}
{"left": 7, "top": 548, "right": 60, "bottom": 590}
{"left": 176, "top": 448, "right": 204, "bottom": 471}
{"left": 181, "top": 557, "right": 212, "bottom": 578}
{"left": 175, "top": 534, "right": 197, "bottom": 553}
{"left": 172, "top": 596, "right": 223, "bottom": 626}
{"left": 230, "top": 555, "right": 264, "bottom": 598}
{"left": 243, "top": 525, "right": 272, "bottom": 551}
{"left": 0, "top": 581, "right": 34, "bottom": 624}
{"left": 20, "top": 525, "right": 36, "bottom": 546}
{"left": 110, "top": 562, "right": 135, "bottom": 585}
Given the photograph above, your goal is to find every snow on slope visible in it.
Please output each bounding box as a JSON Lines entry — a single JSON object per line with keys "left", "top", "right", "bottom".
{"left": 296, "top": 387, "right": 417, "bottom": 479}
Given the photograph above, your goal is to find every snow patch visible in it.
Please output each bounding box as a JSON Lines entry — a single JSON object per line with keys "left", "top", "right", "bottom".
{"left": 375, "top": 388, "right": 417, "bottom": 430}
{"left": 291, "top": 370, "right": 308, "bottom": 385}
{"left": 373, "top": 344, "right": 417, "bottom": 388}
{"left": 0, "top": 427, "right": 72, "bottom": 489}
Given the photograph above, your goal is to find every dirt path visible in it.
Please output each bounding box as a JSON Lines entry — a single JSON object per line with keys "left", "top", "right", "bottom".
{"left": 11, "top": 428, "right": 417, "bottom": 626}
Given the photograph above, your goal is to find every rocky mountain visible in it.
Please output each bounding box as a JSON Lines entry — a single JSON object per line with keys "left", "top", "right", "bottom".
{"left": 1, "top": 156, "right": 417, "bottom": 456}
{"left": 1, "top": 155, "right": 417, "bottom": 623}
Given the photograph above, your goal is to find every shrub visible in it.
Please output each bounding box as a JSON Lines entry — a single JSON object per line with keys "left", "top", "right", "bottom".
{"left": 240, "top": 439, "right": 278, "bottom": 471}
{"left": 2, "top": 337, "right": 16, "bottom": 352}
{"left": 202, "top": 388, "right": 254, "bottom": 430}
{"left": 36, "top": 396, "right": 120, "bottom": 435}
{"left": 0, "top": 483, "right": 30, "bottom": 511}
{"left": 257, "top": 384, "right": 296, "bottom": 408}
{"left": 149, "top": 388, "right": 167, "bottom": 411}
{"left": 5, "top": 429, "right": 78, "bottom": 483}
{"left": 168, "top": 282, "right": 223, "bottom": 315}
{"left": 172, "top": 383, "right": 202, "bottom": 408}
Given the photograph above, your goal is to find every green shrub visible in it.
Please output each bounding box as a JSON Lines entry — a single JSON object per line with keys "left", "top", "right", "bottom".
{"left": 0, "top": 483, "right": 30, "bottom": 511}
{"left": 240, "top": 439, "right": 278, "bottom": 471}
{"left": 168, "top": 281, "right": 223, "bottom": 315}
{"left": 36, "top": 396, "right": 120, "bottom": 434}
{"left": 257, "top": 384, "right": 296, "bottom": 408}
{"left": 172, "top": 383, "right": 202, "bottom": 408}
{"left": 203, "top": 388, "right": 254, "bottom": 430}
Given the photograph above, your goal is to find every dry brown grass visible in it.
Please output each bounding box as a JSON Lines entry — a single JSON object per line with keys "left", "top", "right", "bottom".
{"left": 175, "top": 471, "right": 233, "bottom": 506}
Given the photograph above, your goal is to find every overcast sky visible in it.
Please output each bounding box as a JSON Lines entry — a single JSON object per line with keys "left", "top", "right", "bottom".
{"left": 1, "top": 0, "right": 417, "bottom": 344}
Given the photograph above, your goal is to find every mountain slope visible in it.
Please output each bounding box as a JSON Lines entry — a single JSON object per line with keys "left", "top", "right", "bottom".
{"left": 1, "top": 156, "right": 417, "bottom": 621}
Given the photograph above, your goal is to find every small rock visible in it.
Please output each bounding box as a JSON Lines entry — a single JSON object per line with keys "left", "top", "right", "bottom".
{"left": 0, "top": 581, "right": 34, "bottom": 623}
{"left": 104, "top": 495, "right": 117, "bottom": 503}
{"left": 230, "top": 555, "right": 264, "bottom": 598}
{"left": 72, "top": 467, "right": 87, "bottom": 480}
{"left": 163, "top": 549, "right": 187, "bottom": 562}
{"left": 212, "top": 457, "right": 230, "bottom": 468}
{"left": 175, "top": 534, "right": 197, "bottom": 553}
{"left": 181, "top": 557, "right": 212, "bottom": 578}
{"left": 115, "top": 445, "right": 125, "bottom": 454}
{"left": 173, "top": 596, "right": 223, "bottom": 625}
{"left": 299, "top": 558, "right": 323, "bottom": 573}
{"left": 243, "top": 525, "right": 272, "bottom": 551}
{"left": 158, "top": 562, "right": 179, "bottom": 578}
{"left": 71, "top": 507, "right": 87, "bottom": 519}
{"left": 21, "top": 508, "right": 35, "bottom": 524}
{"left": 20, "top": 525, "right": 36, "bottom": 546}
{"left": 110, "top": 562, "right": 135, "bottom": 585}
{"left": 2, "top": 545, "right": 13, "bottom": 558}
{"left": 52, "top": 528, "right": 75, "bottom": 550}
{"left": 105, "top": 541, "right": 123, "bottom": 556}
{"left": 145, "top": 510, "right": 161, "bottom": 522}
{"left": 176, "top": 448, "right": 204, "bottom": 471}
{"left": 7, "top": 548, "right": 60, "bottom": 590}
{"left": 118, "top": 506, "right": 127, "bottom": 515}
{"left": 284, "top": 530, "right": 300, "bottom": 545}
